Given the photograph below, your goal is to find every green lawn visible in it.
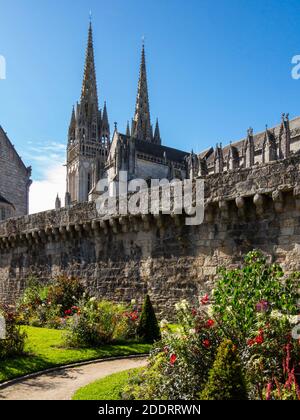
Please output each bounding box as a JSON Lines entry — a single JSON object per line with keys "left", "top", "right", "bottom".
{"left": 0, "top": 326, "right": 151, "bottom": 384}
{"left": 72, "top": 368, "right": 142, "bottom": 400}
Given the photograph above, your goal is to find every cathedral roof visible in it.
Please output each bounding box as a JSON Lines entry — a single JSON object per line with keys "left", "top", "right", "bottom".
{"left": 118, "top": 134, "right": 188, "bottom": 164}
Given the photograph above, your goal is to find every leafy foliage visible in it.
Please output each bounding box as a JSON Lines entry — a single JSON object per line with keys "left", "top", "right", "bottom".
{"left": 125, "top": 300, "right": 220, "bottom": 400}
{"left": 0, "top": 306, "right": 27, "bottom": 360}
{"left": 125, "top": 250, "right": 300, "bottom": 400}
{"left": 64, "top": 298, "right": 132, "bottom": 347}
{"left": 213, "top": 250, "right": 300, "bottom": 339}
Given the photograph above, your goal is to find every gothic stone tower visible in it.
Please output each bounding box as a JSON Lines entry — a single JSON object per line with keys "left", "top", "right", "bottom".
{"left": 131, "top": 44, "right": 161, "bottom": 145}
{"left": 66, "top": 22, "right": 110, "bottom": 204}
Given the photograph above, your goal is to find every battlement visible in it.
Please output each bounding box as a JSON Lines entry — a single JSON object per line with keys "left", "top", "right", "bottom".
{"left": 1, "top": 154, "right": 300, "bottom": 249}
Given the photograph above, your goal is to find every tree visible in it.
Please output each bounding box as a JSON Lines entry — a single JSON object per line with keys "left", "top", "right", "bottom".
{"left": 200, "top": 339, "right": 248, "bottom": 400}
{"left": 137, "top": 295, "right": 161, "bottom": 343}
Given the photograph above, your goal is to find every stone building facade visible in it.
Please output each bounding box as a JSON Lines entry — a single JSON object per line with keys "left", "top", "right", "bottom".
{"left": 0, "top": 126, "right": 32, "bottom": 220}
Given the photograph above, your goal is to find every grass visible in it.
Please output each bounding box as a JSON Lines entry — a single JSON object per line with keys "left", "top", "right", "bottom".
{"left": 0, "top": 326, "right": 151, "bottom": 384}
{"left": 72, "top": 367, "right": 142, "bottom": 400}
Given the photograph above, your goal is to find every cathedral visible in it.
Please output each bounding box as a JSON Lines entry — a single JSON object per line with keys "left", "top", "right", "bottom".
{"left": 65, "top": 22, "right": 189, "bottom": 206}
{"left": 65, "top": 22, "right": 300, "bottom": 208}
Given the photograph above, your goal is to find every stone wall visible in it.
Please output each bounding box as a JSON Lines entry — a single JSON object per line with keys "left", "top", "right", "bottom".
{"left": 1, "top": 155, "right": 300, "bottom": 316}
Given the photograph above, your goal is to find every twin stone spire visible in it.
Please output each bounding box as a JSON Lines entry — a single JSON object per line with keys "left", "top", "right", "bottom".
{"left": 68, "top": 22, "right": 161, "bottom": 148}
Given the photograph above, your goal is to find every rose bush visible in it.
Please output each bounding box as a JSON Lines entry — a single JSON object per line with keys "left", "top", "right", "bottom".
{"left": 64, "top": 298, "right": 142, "bottom": 347}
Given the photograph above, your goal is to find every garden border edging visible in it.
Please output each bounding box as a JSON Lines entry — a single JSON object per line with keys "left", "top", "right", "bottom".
{"left": 0, "top": 354, "right": 149, "bottom": 391}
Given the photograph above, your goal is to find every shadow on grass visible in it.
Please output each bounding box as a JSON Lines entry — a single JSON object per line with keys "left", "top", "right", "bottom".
{"left": 0, "top": 354, "right": 56, "bottom": 383}
{"left": 0, "top": 342, "right": 150, "bottom": 384}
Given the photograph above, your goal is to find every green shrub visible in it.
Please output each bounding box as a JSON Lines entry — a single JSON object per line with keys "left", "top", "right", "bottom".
{"left": 200, "top": 339, "right": 247, "bottom": 400}
{"left": 0, "top": 307, "right": 27, "bottom": 360}
{"left": 64, "top": 298, "right": 129, "bottom": 347}
{"left": 137, "top": 295, "right": 160, "bottom": 344}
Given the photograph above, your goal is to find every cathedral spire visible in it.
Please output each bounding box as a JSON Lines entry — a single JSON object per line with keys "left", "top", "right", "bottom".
{"left": 126, "top": 121, "right": 131, "bottom": 137}
{"left": 132, "top": 42, "right": 153, "bottom": 142}
{"left": 68, "top": 106, "right": 76, "bottom": 144}
{"left": 81, "top": 21, "right": 98, "bottom": 107}
{"left": 153, "top": 119, "right": 161, "bottom": 145}
{"left": 101, "top": 101, "right": 110, "bottom": 143}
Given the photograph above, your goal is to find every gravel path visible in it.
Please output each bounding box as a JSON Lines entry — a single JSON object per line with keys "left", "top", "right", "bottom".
{"left": 0, "top": 357, "right": 147, "bottom": 400}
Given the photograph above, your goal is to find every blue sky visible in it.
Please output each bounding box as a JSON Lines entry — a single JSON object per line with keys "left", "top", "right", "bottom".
{"left": 1, "top": 0, "right": 300, "bottom": 212}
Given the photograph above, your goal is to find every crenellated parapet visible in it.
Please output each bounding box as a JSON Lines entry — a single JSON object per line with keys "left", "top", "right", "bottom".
{"left": 1, "top": 154, "right": 300, "bottom": 251}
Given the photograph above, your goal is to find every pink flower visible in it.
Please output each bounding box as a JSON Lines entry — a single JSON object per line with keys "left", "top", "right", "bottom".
{"left": 266, "top": 382, "right": 272, "bottom": 400}
{"left": 200, "top": 294, "right": 209, "bottom": 305}
{"left": 256, "top": 300, "right": 269, "bottom": 312}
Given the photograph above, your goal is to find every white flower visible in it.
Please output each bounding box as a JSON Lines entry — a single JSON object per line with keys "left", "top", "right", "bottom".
{"left": 131, "top": 299, "right": 136, "bottom": 305}
{"left": 206, "top": 305, "right": 214, "bottom": 318}
{"left": 288, "top": 315, "right": 300, "bottom": 325}
{"left": 189, "top": 328, "right": 196, "bottom": 335}
{"left": 270, "top": 310, "right": 283, "bottom": 320}
{"left": 160, "top": 319, "right": 168, "bottom": 328}
{"left": 175, "top": 300, "right": 189, "bottom": 311}
{"left": 41, "top": 303, "right": 46, "bottom": 307}
{"left": 180, "top": 299, "right": 189, "bottom": 310}
{"left": 175, "top": 303, "right": 181, "bottom": 311}
{"left": 89, "top": 297, "right": 96, "bottom": 303}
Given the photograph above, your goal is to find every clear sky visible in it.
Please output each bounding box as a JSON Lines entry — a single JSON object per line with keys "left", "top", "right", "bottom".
{"left": 1, "top": 0, "right": 300, "bottom": 213}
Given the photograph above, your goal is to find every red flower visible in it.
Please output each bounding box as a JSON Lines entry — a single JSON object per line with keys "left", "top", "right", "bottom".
{"left": 191, "top": 308, "right": 197, "bottom": 317}
{"left": 205, "top": 319, "right": 215, "bottom": 328}
{"left": 255, "top": 333, "right": 264, "bottom": 345}
{"left": 170, "top": 353, "right": 177, "bottom": 365}
{"left": 247, "top": 332, "right": 264, "bottom": 347}
{"left": 247, "top": 339, "right": 255, "bottom": 347}
{"left": 64, "top": 309, "right": 72, "bottom": 315}
{"left": 203, "top": 339, "right": 211, "bottom": 348}
{"left": 200, "top": 294, "right": 209, "bottom": 305}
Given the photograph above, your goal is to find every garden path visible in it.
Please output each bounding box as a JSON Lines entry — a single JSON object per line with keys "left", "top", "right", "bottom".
{"left": 0, "top": 356, "right": 147, "bottom": 400}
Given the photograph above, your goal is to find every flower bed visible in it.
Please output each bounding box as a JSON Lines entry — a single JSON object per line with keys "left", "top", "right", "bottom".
{"left": 123, "top": 250, "right": 300, "bottom": 400}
